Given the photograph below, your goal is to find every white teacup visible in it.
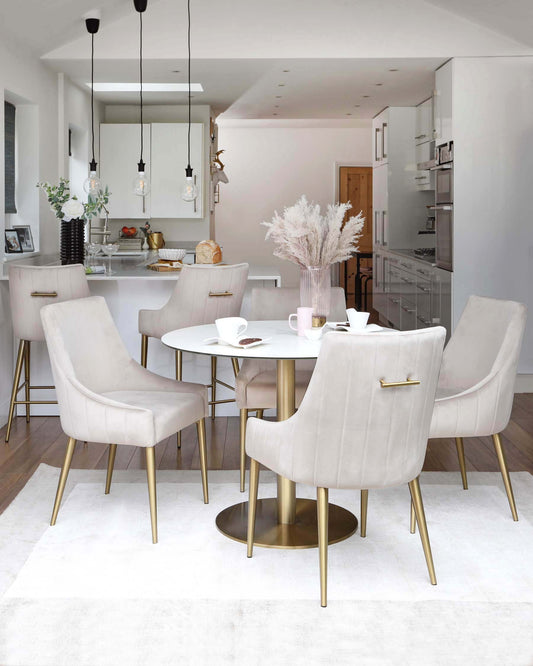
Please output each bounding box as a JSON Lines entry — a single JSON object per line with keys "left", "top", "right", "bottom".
{"left": 346, "top": 308, "right": 370, "bottom": 330}
{"left": 215, "top": 316, "right": 248, "bottom": 343}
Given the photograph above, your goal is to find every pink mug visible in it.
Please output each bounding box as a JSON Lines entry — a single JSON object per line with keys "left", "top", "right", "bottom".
{"left": 288, "top": 307, "right": 313, "bottom": 336}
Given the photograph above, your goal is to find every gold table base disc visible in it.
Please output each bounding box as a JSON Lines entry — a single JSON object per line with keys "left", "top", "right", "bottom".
{"left": 216, "top": 498, "right": 358, "bottom": 549}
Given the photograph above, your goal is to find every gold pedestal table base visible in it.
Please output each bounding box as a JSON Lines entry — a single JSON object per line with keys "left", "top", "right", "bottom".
{"left": 216, "top": 497, "right": 358, "bottom": 549}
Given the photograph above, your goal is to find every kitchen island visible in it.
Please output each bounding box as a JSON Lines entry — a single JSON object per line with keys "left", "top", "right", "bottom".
{"left": 0, "top": 253, "right": 281, "bottom": 421}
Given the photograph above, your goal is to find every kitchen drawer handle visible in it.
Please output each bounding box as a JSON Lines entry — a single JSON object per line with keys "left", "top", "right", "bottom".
{"left": 417, "top": 285, "right": 431, "bottom": 292}
{"left": 209, "top": 291, "right": 233, "bottom": 297}
{"left": 414, "top": 134, "right": 427, "bottom": 140}
{"left": 380, "top": 378, "right": 421, "bottom": 388}
{"left": 417, "top": 316, "right": 431, "bottom": 325}
{"left": 400, "top": 277, "right": 414, "bottom": 284}
{"left": 416, "top": 268, "right": 429, "bottom": 275}
{"left": 401, "top": 305, "right": 416, "bottom": 313}
{"left": 400, "top": 262, "right": 411, "bottom": 269}
{"left": 414, "top": 176, "right": 427, "bottom": 180}
{"left": 31, "top": 292, "right": 58, "bottom": 298}
{"left": 390, "top": 298, "right": 400, "bottom": 304}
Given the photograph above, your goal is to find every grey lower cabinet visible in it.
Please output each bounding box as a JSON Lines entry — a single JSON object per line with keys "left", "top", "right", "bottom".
{"left": 373, "top": 250, "right": 452, "bottom": 337}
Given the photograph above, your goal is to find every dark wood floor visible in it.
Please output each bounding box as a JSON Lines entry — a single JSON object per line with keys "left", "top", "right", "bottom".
{"left": 0, "top": 394, "right": 532, "bottom": 514}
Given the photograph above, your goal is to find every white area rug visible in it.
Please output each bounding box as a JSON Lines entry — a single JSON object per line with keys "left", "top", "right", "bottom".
{"left": 1, "top": 465, "right": 533, "bottom": 665}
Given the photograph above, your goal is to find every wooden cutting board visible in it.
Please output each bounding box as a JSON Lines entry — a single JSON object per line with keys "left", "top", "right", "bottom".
{"left": 147, "top": 260, "right": 183, "bottom": 272}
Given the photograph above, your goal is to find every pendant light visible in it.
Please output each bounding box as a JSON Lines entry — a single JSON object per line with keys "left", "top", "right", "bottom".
{"left": 181, "top": 0, "right": 198, "bottom": 202}
{"left": 132, "top": 0, "right": 150, "bottom": 196}
{"left": 83, "top": 17, "right": 102, "bottom": 196}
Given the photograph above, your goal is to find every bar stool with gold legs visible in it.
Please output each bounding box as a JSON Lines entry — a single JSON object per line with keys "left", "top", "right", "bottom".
{"left": 5, "top": 264, "right": 90, "bottom": 443}
{"left": 235, "top": 287, "right": 347, "bottom": 492}
{"left": 139, "top": 263, "right": 248, "bottom": 449}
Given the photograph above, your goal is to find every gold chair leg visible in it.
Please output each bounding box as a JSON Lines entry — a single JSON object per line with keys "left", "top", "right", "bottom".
{"left": 176, "top": 350, "right": 182, "bottom": 450}
{"left": 145, "top": 446, "right": 158, "bottom": 544}
{"left": 410, "top": 500, "right": 416, "bottom": 534}
{"left": 240, "top": 408, "right": 248, "bottom": 492}
{"left": 455, "top": 437, "right": 468, "bottom": 490}
{"left": 50, "top": 437, "right": 77, "bottom": 525}
{"left": 247, "top": 458, "right": 260, "bottom": 558}
{"left": 140, "top": 334, "right": 148, "bottom": 368}
{"left": 256, "top": 409, "right": 264, "bottom": 419}
{"left": 5, "top": 340, "right": 25, "bottom": 444}
{"left": 408, "top": 477, "right": 437, "bottom": 585}
{"left": 317, "top": 487, "right": 329, "bottom": 607}
{"left": 210, "top": 356, "right": 217, "bottom": 420}
{"left": 360, "top": 489, "right": 368, "bottom": 538}
{"left": 492, "top": 433, "right": 518, "bottom": 521}
{"left": 105, "top": 444, "right": 118, "bottom": 494}
{"left": 231, "top": 357, "right": 240, "bottom": 378}
{"left": 24, "top": 341, "right": 31, "bottom": 423}
{"left": 196, "top": 419, "right": 209, "bottom": 504}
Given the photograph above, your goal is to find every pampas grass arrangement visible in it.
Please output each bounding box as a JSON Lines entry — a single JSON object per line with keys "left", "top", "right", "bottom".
{"left": 262, "top": 195, "right": 365, "bottom": 268}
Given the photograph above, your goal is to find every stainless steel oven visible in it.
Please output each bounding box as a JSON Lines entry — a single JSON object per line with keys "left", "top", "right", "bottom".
{"left": 433, "top": 204, "right": 453, "bottom": 271}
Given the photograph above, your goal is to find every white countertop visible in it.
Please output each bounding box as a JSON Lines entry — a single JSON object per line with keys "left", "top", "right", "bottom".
{"left": 1, "top": 252, "right": 281, "bottom": 283}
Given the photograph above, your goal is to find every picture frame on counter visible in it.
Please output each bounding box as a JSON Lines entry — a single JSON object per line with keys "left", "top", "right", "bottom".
{"left": 13, "top": 225, "right": 34, "bottom": 252}
{"left": 4, "top": 229, "right": 23, "bottom": 253}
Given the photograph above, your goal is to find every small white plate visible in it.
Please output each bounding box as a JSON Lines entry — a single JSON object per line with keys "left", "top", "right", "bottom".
{"left": 202, "top": 337, "right": 272, "bottom": 349}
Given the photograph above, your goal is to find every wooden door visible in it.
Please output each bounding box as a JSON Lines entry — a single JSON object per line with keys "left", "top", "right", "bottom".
{"left": 338, "top": 166, "right": 373, "bottom": 309}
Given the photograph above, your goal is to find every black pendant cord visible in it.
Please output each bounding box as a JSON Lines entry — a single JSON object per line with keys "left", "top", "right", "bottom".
{"left": 187, "top": 0, "right": 191, "bottom": 169}
{"left": 90, "top": 32, "right": 96, "bottom": 166}
{"left": 139, "top": 11, "right": 144, "bottom": 166}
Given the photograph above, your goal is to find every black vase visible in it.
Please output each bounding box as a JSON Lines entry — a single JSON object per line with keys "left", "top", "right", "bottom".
{"left": 60, "top": 218, "right": 85, "bottom": 266}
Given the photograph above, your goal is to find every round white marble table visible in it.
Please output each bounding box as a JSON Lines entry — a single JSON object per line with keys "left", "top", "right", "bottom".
{"left": 162, "top": 321, "right": 358, "bottom": 549}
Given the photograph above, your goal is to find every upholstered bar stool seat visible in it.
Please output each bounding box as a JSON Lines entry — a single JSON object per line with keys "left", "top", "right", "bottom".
{"left": 426, "top": 295, "right": 527, "bottom": 521}
{"left": 235, "top": 286, "right": 347, "bottom": 490}
{"left": 245, "top": 327, "right": 446, "bottom": 607}
{"left": 139, "top": 263, "right": 249, "bottom": 448}
{"left": 5, "top": 264, "right": 90, "bottom": 443}
{"left": 41, "top": 295, "right": 209, "bottom": 543}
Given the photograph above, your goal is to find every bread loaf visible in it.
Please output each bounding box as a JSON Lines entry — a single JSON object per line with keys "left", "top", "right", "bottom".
{"left": 195, "top": 240, "right": 222, "bottom": 264}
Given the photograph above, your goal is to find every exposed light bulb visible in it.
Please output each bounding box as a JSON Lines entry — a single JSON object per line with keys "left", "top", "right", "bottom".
{"left": 83, "top": 170, "right": 102, "bottom": 196}
{"left": 181, "top": 165, "right": 198, "bottom": 202}
{"left": 133, "top": 161, "right": 150, "bottom": 196}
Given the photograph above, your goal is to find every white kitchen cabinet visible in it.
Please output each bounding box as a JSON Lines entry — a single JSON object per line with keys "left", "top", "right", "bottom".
{"left": 372, "top": 107, "right": 428, "bottom": 250}
{"left": 434, "top": 61, "right": 453, "bottom": 146}
{"left": 100, "top": 124, "right": 151, "bottom": 219}
{"left": 150, "top": 123, "right": 203, "bottom": 219}
{"left": 415, "top": 97, "right": 434, "bottom": 145}
{"left": 372, "top": 108, "right": 389, "bottom": 167}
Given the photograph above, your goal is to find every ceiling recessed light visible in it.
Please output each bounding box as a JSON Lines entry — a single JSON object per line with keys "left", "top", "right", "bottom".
{"left": 87, "top": 82, "right": 204, "bottom": 92}
{"left": 172, "top": 70, "right": 181, "bottom": 73}
{"left": 282, "top": 69, "right": 290, "bottom": 72}
{"left": 389, "top": 68, "right": 399, "bottom": 72}
{"left": 276, "top": 95, "right": 282, "bottom": 98}
{"left": 375, "top": 83, "right": 383, "bottom": 86}
{"left": 273, "top": 113, "right": 278, "bottom": 116}
{"left": 362, "top": 95, "right": 370, "bottom": 98}
{"left": 278, "top": 84, "right": 285, "bottom": 87}
{"left": 275, "top": 105, "right": 279, "bottom": 108}
{"left": 346, "top": 113, "right": 352, "bottom": 116}
{"left": 354, "top": 104, "right": 360, "bottom": 107}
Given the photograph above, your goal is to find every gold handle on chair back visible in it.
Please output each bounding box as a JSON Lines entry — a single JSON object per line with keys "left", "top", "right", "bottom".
{"left": 380, "top": 378, "right": 421, "bottom": 388}
{"left": 209, "top": 291, "right": 233, "bottom": 297}
{"left": 31, "top": 292, "right": 58, "bottom": 298}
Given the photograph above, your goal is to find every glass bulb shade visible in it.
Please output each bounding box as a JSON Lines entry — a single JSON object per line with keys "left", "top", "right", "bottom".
{"left": 133, "top": 171, "right": 151, "bottom": 196}
{"left": 83, "top": 170, "right": 102, "bottom": 196}
{"left": 181, "top": 176, "right": 198, "bottom": 202}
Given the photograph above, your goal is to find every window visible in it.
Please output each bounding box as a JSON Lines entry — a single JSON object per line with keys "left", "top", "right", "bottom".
{"left": 4, "top": 101, "right": 17, "bottom": 214}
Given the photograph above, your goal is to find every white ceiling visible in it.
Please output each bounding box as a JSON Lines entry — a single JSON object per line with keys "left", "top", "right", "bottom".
{"left": 2, "top": 0, "right": 533, "bottom": 120}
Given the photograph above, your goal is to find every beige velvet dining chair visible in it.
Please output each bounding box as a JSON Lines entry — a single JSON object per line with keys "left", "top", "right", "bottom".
{"left": 139, "top": 262, "right": 249, "bottom": 448}
{"left": 41, "top": 295, "right": 209, "bottom": 544}
{"left": 426, "top": 295, "right": 527, "bottom": 522}
{"left": 235, "top": 286, "right": 347, "bottom": 492}
{"left": 6, "top": 264, "right": 90, "bottom": 443}
{"left": 245, "top": 327, "right": 446, "bottom": 607}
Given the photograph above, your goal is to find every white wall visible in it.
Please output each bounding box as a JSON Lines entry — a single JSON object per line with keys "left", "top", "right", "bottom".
{"left": 103, "top": 104, "right": 213, "bottom": 242}
{"left": 453, "top": 57, "right": 533, "bottom": 375}
{"left": 215, "top": 120, "right": 372, "bottom": 287}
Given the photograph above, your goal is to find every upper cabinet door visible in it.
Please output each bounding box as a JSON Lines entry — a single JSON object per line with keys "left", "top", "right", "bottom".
{"left": 434, "top": 61, "right": 453, "bottom": 146}
{"left": 100, "top": 123, "right": 151, "bottom": 219}
{"left": 150, "top": 123, "right": 203, "bottom": 219}
{"left": 415, "top": 98, "right": 433, "bottom": 144}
